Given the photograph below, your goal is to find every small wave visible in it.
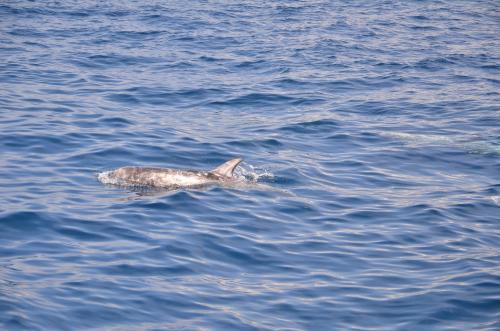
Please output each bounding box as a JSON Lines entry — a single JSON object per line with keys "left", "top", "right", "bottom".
{"left": 209, "top": 93, "right": 299, "bottom": 108}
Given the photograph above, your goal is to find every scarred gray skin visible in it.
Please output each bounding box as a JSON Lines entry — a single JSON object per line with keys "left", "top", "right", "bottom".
{"left": 99, "top": 158, "right": 243, "bottom": 189}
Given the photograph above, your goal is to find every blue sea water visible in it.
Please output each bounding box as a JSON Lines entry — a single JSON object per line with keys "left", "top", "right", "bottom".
{"left": 1, "top": 0, "right": 499, "bottom": 330}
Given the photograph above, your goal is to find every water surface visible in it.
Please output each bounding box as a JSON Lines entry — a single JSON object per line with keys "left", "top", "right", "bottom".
{"left": 1, "top": 1, "right": 499, "bottom": 330}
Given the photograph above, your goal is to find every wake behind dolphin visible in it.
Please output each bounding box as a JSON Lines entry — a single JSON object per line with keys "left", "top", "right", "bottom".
{"left": 98, "top": 158, "right": 244, "bottom": 190}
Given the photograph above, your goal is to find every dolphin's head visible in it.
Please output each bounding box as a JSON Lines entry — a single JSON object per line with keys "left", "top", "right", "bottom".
{"left": 101, "top": 167, "right": 146, "bottom": 185}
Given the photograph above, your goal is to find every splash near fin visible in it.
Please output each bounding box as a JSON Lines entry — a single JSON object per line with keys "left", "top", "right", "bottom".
{"left": 211, "top": 158, "right": 243, "bottom": 177}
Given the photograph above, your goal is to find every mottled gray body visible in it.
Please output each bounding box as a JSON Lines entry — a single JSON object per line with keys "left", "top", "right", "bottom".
{"left": 98, "top": 158, "right": 243, "bottom": 189}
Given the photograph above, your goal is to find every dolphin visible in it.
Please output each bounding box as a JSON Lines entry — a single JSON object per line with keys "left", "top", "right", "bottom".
{"left": 381, "top": 132, "right": 500, "bottom": 155}
{"left": 98, "top": 158, "right": 243, "bottom": 189}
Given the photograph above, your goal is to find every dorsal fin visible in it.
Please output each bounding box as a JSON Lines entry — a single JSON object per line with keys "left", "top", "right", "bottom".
{"left": 211, "top": 158, "right": 243, "bottom": 177}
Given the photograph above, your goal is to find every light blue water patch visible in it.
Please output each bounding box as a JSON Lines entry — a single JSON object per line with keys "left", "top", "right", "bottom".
{"left": 1, "top": 1, "right": 499, "bottom": 330}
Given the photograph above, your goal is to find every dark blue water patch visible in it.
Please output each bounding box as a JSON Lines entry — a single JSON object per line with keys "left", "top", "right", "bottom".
{"left": 104, "top": 93, "right": 140, "bottom": 104}
{"left": 232, "top": 59, "right": 267, "bottom": 70}
{"left": 226, "top": 138, "right": 282, "bottom": 150}
{"left": 159, "top": 58, "right": 201, "bottom": 68}
{"left": 1, "top": 68, "right": 79, "bottom": 86}
{"left": 483, "top": 184, "right": 500, "bottom": 196}
{"left": 57, "top": 226, "right": 109, "bottom": 242}
{"left": 87, "top": 74, "right": 120, "bottom": 83}
{"left": 96, "top": 263, "right": 194, "bottom": 277}
{"left": 6, "top": 27, "right": 48, "bottom": 39}
{"left": 208, "top": 93, "right": 304, "bottom": 108}
{"left": 0, "top": 211, "right": 58, "bottom": 238}
{"left": 279, "top": 119, "right": 339, "bottom": 134}
{"left": 480, "top": 63, "right": 499, "bottom": 72}
{"left": 104, "top": 87, "right": 229, "bottom": 107}
{"left": 88, "top": 54, "right": 153, "bottom": 66}
{"left": 103, "top": 10, "right": 130, "bottom": 18}
{"left": 68, "top": 53, "right": 163, "bottom": 70}
{"left": 62, "top": 147, "right": 136, "bottom": 165}
{"left": 98, "top": 116, "right": 134, "bottom": 128}
{"left": 0, "top": 134, "right": 80, "bottom": 154}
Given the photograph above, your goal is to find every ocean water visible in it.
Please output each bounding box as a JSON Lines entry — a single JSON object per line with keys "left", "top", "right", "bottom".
{"left": 1, "top": 0, "right": 499, "bottom": 330}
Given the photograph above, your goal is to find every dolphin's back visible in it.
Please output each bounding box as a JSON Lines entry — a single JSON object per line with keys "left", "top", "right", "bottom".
{"left": 111, "top": 167, "right": 216, "bottom": 187}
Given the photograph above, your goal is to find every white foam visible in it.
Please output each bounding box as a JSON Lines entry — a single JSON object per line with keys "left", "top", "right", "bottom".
{"left": 234, "top": 163, "right": 274, "bottom": 183}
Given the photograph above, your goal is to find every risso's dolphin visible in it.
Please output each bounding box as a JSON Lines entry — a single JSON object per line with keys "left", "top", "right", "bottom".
{"left": 98, "top": 158, "right": 243, "bottom": 189}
